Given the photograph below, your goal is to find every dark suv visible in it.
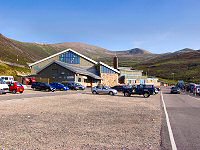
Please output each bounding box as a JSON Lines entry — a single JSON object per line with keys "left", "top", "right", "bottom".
{"left": 31, "top": 82, "right": 55, "bottom": 92}
{"left": 123, "top": 84, "right": 156, "bottom": 98}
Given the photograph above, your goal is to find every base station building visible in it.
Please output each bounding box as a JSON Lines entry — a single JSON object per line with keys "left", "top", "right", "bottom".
{"left": 29, "top": 49, "right": 120, "bottom": 87}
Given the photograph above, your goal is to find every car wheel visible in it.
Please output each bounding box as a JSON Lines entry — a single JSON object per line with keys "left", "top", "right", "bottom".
{"left": 124, "top": 92, "right": 130, "bottom": 97}
{"left": 20, "top": 91, "right": 23, "bottom": 94}
{"left": 60, "top": 88, "right": 64, "bottom": 91}
{"left": 109, "top": 91, "right": 114, "bottom": 96}
{"left": 12, "top": 90, "right": 17, "bottom": 94}
{"left": 143, "top": 92, "right": 150, "bottom": 98}
{"left": 92, "top": 91, "right": 97, "bottom": 94}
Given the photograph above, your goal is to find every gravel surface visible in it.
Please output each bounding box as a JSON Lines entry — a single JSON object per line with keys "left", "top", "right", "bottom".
{"left": 0, "top": 91, "right": 162, "bottom": 150}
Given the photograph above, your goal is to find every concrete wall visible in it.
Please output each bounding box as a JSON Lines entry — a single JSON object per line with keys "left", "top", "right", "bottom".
{"left": 100, "top": 73, "right": 118, "bottom": 87}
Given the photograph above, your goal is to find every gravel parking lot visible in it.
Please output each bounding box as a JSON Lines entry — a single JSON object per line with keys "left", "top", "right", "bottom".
{"left": 0, "top": 90, "right": 162, "bottom": 149}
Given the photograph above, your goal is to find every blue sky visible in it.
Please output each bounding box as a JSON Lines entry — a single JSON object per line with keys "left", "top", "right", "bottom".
{"left": 0, "top": 0, "right": 200, "bottom": 53}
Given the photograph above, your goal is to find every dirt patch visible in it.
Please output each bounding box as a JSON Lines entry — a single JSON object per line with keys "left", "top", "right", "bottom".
{"left": 0, "top": 92, "right": 162, "bottom": 149}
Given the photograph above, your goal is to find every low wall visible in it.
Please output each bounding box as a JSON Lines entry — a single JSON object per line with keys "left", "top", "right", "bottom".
{"left": 100, "top": 73, "right": 118, "bottom": 87}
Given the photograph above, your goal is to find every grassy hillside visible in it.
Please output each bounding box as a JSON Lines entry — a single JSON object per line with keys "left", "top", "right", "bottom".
{"left": 0, "top": 63, "right": 30, "bottom": 76}
{"left": 0, "top": 34, "right": 200, "bottom": 83}
{"left": 133, "top": 51, "right": 200, "bottom": 83}
{"left": 0, "top": 34, "right": 58, "bottom": 65}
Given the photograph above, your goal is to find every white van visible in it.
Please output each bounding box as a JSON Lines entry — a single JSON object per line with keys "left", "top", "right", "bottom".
{"left": 0, "top": 76, "right": 14, "bottom": 84}
{"left": 0, "top": 78, "right": 9, "bottom": 93}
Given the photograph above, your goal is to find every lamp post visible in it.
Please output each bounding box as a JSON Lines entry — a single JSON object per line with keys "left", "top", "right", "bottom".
{"left": 172, "top": 73, "right": 175, "bottom": 81}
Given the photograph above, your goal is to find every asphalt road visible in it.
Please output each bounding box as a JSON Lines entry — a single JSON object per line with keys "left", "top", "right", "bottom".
{"left": 0, "top": 89, "right": 90, "bottom": 101}
{"left": 162, "top": 87, "right": 200, "bottom": 150}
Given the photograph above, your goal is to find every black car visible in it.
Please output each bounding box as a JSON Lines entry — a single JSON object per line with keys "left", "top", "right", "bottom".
{"left": 123, "top": 84, "right": 156, "bottom": 98}
{"left": 31, "top": 82, "right": 55, "bottom": 92}
{"left": 62, "top": 82, "right": 85, "bottom": 90}
{"left": 186, "top": 83, "right": 196, "bottom": 93}
{"left": 111, "top": 85, "right": 125, "bottom": 92}
{"left": 170, "top": 86, "right": 180, "bottom": 94}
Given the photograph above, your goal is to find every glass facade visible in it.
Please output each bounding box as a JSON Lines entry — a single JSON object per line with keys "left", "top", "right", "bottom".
{"left": 101, "top": 66, "right": 115, "bottom": 74}
{"left": 59, "top": 51, "right": 80, "bottom": 64}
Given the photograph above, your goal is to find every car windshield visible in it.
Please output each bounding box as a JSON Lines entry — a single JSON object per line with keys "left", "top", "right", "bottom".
{"left": 58, "top": 83, "right": 64, "bottom": 86}
{"left": 104, "top": 86, "right": 110, "bottom": 89}
{"left": 17, "top": 83, "right": 22, "bottom": 86}
{"left": 0, "top": 79, "right": 6, "bottom": 84}
{"left": 75, "top": 83, "right": 81, "bottom": 86}
{"left": 44, "top": 83, "right": 50, "bottom": 86}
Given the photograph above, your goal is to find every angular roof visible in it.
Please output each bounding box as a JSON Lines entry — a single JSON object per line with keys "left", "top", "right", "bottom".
{"left": 29, "top": 48, "right": 98, "bottom": 67}
{"left": 37, "top": 60, "right": 102, "bottom": 80}
{"left": 99, "top": 61, "right": 120, "bottom": 74}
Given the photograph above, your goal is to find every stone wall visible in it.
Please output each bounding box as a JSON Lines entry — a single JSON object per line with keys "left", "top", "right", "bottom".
{"left": 100, "top": 73, "right": 118, "bottom": 87}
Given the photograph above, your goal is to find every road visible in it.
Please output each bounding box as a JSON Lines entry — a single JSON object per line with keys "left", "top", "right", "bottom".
{"left": 0, "top": 89, "right": 90, "bottom": 101}
{"left": 162, "top": 87, "right": 200, "bottom": 150}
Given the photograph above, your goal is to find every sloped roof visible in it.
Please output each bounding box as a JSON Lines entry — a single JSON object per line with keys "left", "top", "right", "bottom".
{"left": 99, "top": 61, "right": 120, "bottom": 74}
{"left": 29, "top": 48, "right": 98, "bottom": 67}
{"left": 37, "top": 60, "right": 102, "bottom": 80}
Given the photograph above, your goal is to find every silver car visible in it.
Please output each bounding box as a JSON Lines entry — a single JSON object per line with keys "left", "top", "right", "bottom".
{"left": 92, "top": 86, "right": 117, "bottom": 95}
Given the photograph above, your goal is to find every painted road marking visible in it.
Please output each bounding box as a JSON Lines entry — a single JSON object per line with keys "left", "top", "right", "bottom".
{"left": 161, "top": 91, "right": 177, "bottom": 150}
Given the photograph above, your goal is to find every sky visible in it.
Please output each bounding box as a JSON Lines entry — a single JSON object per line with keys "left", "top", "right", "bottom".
{"left": 0, "top": 0, "right": 200, "bottom": 53}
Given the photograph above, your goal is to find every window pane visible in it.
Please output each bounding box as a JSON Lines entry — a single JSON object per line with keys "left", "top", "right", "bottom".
{"left": 59, "top": 51, "right": 80, "bottom": 64}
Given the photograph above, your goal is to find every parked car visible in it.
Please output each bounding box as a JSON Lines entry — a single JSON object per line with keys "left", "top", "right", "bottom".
{"left": 193, "top": 84, "right": 200, "bottom": 95}
{"left": 123, "top": 84, "right": 156, "bottom": 98}
{"left": 186, "top": 83, "right": 195, "bottom": 93}
{"left": 111, "top": 85, "right": 125, "bottom": 92}
{"left": 154, "top": 87, "right": 159, "bottom": 94}
{"left": 50, "top": 82, "right": 69, "bottom": 91}
{"left": 8, "top": 82, "right": 24, "bottom": 94}
{"left": 155, "top": 87, "right": 161, "bottom": 91}
{"left": 62, "top": 82, "right": 85, "bottom": 90}
{"left": 0, "top": 89, "right": 6, "bottom": 95}
{"left": 31, "top": 82, "right": 56, "bottom": 92}
{"left": 170, "top": 86, "right": 180, "bottom": 94}
{"left": 0, "top": 78, "right": 9, "bottom": 93}
{"left": 92, "top": 86, "right": 117, "bottom": 95}
{"left": 177, "top": 80, "right": 185, "bottom": 90}
{"left": 0, "top": 76, "right": 14, "bottom": 84}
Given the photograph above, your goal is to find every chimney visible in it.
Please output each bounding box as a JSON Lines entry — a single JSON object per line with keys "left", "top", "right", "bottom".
{"left": 113, "top": 56, "right": 118, "bottom": 69}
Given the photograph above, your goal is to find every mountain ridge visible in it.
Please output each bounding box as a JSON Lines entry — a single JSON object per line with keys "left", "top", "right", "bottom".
{"left": 0, "top": 34, "right": 200, "bottom": 82}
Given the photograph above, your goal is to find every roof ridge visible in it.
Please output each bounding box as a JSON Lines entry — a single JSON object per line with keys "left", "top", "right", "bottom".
{"left": 29, "top": 48, "right": 98, "bottom": 67}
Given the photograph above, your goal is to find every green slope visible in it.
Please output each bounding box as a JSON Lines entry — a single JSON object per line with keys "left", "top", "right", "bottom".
{"left": 132, "top": 51, "right": 200, "bottom": 83}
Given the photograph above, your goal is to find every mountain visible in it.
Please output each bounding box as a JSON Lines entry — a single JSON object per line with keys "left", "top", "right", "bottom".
{"left": 51, "top": 42, "right": 114, "bottom": 60}
{"left": 0, "top": 34, "right": 118, "bottom": 66}
{"left": 0, "top": 34, "right": 58, "bottom": 65}
{"left": 0, "top": 34, "right": 155, "bottom": 67}
{"left": 134, "top": 49, "right": 200, "bottom": 82}
{"left": 175, "top": 48, "right": 196, "bottom": 53}
{"left": 116, "top": 48, "right": 152, "bottom": 55}
{"left": 0, "top": 34, "right": 200, "bottom": 82}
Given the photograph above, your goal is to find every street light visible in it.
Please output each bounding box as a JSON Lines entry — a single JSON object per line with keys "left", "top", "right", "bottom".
{"left": 172, "top": 73, "right": 175, "bottom": 81}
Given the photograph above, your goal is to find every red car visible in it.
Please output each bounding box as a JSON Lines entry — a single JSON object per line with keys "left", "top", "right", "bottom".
{"left": 9, "top": 82, "right": 24, "bottom": 94}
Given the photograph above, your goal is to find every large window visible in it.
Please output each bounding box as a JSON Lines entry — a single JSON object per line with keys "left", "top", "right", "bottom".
{"left": 59, "top": 51, "right": 80, "bottom": 64}
{"left": 101, "top": 66, "right": 115, "bottom": 74}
